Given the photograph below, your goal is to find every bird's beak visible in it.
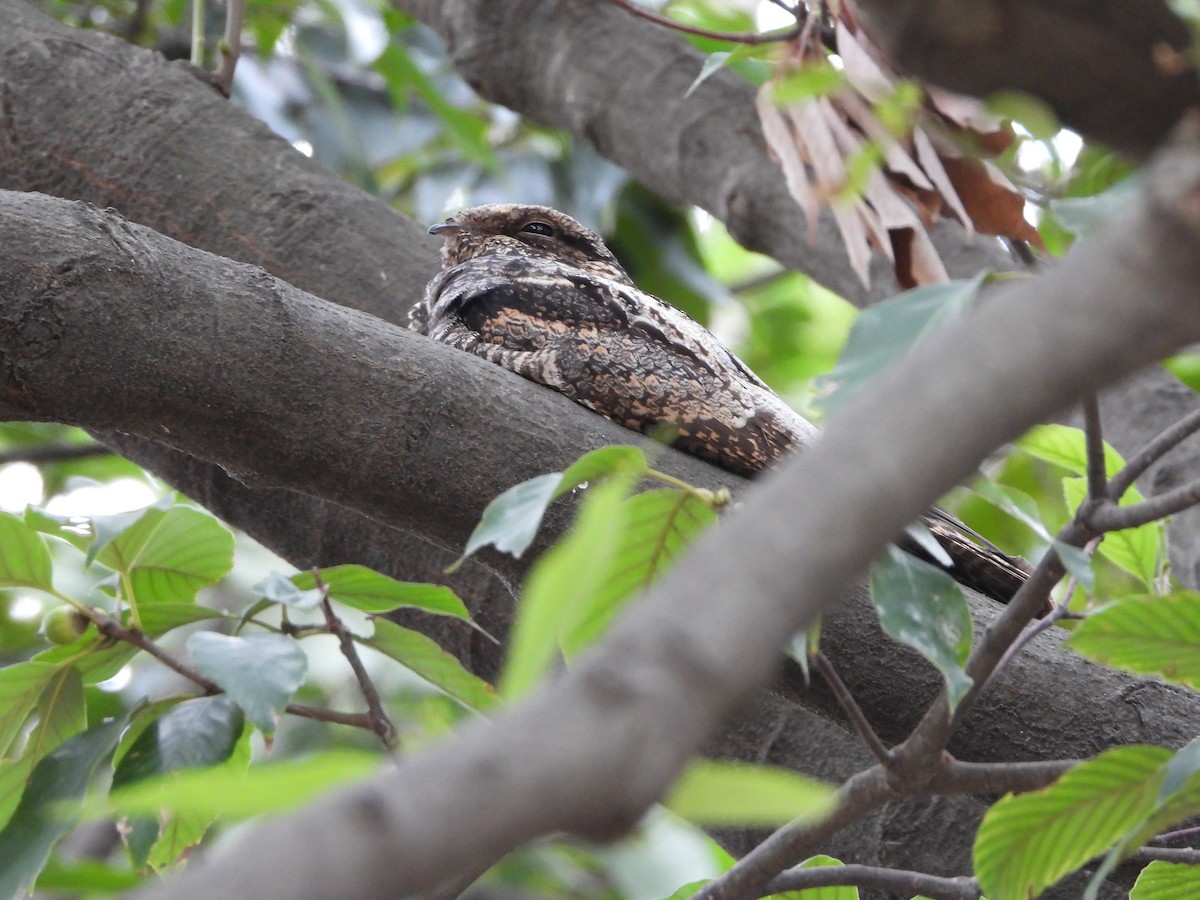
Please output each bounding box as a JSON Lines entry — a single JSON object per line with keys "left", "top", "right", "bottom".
{"left": 428, "top": 220, "right": 464, "bottom": 236}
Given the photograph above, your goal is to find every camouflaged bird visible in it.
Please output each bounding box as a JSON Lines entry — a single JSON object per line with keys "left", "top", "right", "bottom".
{"left": 413, "top": 203, "right": 1030, "bottom": 602}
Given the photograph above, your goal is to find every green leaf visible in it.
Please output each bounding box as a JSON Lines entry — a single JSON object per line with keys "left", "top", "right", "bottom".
{"left": 1052, "top": 538, "right": 1097, "bottom": 592}
{"left": 819, "top": 273, "right": 986, "bottom": 415}
{"left": 968, "top": 479, "right": 1052, "bottom": 541}
{"left": 0, "top": 756, "right": 36, "bottom": 833}
{"left": 26, "top": 667, "right": 86, "bottom": 762}
{"left": 1164, "top": 352, "right": 1200, "bottom": 396}
{"left": 686, "top": 51, "right": 732, "bottom": 98}
{"left": 255, "top": 570, "right": 323, "bottom": 610}
{"left": 0, "top": 715, "right": 128, "bottom": 899}
{"left": 1061, "top": 477, "right": 1161, "bottom": 587}
{"left": 187, "top": 633, "right": 307, "bottom": 735}
{"left": 111, "top": 696, "right": 245, "bottom": 870}
{"left": 1131, "top": 861, "right": 1200, "bottom": 898}
{"left": 112, "top": 696, "right": 245, "bottom": 789}
{"left": 1016, "top": 424, "right": 1128, "bottom": 482}
{"left": 366, "top": 619, "right": 498, "bottom": 711}
{"left": 292, "top": 565, "right": 469, "bottom": 619}
{"left": 870, "top": 546, "right": 973, "bottom": 711}
{"left": 25, "top": 506, "right": 92, "bottom": 553}
{"left": 0, "top": 662, "right": 58, "bottom": 755}
{"left": 374, "top": 42, "right": 497, "bottom": 169}
{"left": 555, "top": 446, "right": 648, "bottom": 500}
{"left": 137, "top": 603, "right": 225, "bottom": 637}
{"left": 559, "top": 489, "right": 716, "bottom": 657}
{"left": 1067, "top": 593, "right": 1200, "bottom": 687}
{"left": 31, "top": 858, "right": 142, "bottom": 893}
{"left": 770, "top": 60, "right": 846, "bottom": 105}
{"left": 904, "top": 521, "right": 952, "bottom": 567}
{"left": 974, "top": 745, "right": 1170, "bottom": 900}
{"left": 1050, "top": 177, "right": 1140, "bottom": 238}
{"left": 456, "top": 448, "right": 651, "bottom": 571}
{"left": 0, "top": 511, "right": 54, "bottom": 590}
{"left": 1085, "top": 736, "right": 1200, "bottom": 899}
{"left": 96, "top": 506, "right": 234, "bottom": 604}
{"left": 458, "top": 472, "right": 564, "bottom": 565}
{"left": 986, "top": 90, "right": 1060, "bottom": 139}
{"left": 660, "top": 881, "right": 712, "bottom": 900}
{"left": 107, "top": 750, "right": 379, "bottom": 820}
{"left": 33, "top": 636, "right": 137, "bottom": 685}
{"left": 500, "top": 475, "right": 633, "bottom": 698}
{"left": 663, "top": 758, "right": 835, "bottom": 828}
{"left": 86, "top": 496, "right": 173, "bottom": 566}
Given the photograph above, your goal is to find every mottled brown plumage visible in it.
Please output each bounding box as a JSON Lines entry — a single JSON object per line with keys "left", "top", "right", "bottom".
{"left": 413, "top": 203, "right": 1030, "bottom": 601}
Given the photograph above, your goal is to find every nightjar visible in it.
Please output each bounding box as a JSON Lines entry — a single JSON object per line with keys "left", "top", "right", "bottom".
{"left": 412, "top": 203, "right": 1029, "bottom": 602}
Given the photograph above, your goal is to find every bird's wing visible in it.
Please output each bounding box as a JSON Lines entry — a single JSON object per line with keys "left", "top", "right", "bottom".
{"left": 418, "top": 254, "right": 819, "bottom": 476}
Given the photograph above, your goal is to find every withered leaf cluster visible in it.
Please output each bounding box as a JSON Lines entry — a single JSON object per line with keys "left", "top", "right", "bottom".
{"left": 758, "top": 8, "right": 1041, "bottom": 288}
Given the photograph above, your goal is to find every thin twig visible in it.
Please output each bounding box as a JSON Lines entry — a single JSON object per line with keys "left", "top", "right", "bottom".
{"left": 91, "top": 611, "right": 221, "bottom": 693}
{"left": 814, "top": 652, "right": 891, "bottom": 765}
{"left": 764, "top": 864, "right": 980, "bottom": 900}
{"left": 694, "top": 767, "right": 892, "bottom": 900}
{"left": 604, "top": 0, "right": 804, "bottom": 45}
{"left": 313, "top": 568, "right": 398, "bottom": 751}
{"left": 1152, "top": 823, "right": 1200, "bottom": 844}
{"left": 990, "top": 538, "right": 1095, "bottom": 678}
{"left": 1131, "top": 846, "right": 1200, "bottom": 864}
{"left": 933, "top": 758, "right": 1075, "bottom": 796}
{"left": 211, "top": 0, "right": 245, "bottom": 96}
{"left": 285, "top": 703, "right": 374, "bottom": 730}
{"left": 1082, "top": 395, "right": 1109, "bottom": 502}
{"left": 1086, "top": 476, "right": 1200, "bottom": 531}
{"left": 729, "top": 267, "right": 790, "bottom": 295}
{"left": 1108, "top": 408, "right": 1200, "bottom": 501}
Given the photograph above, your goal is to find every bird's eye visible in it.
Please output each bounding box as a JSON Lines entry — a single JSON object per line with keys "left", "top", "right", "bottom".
{"left": 520, "top": 221, "right": 555, "bottom": 237}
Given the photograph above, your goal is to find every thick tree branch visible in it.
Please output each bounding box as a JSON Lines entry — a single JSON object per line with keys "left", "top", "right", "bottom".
{"left": 124, "top": 121, "right": 1200, "bottom": 900}
{"left": 0, "top": 191, "right": 741, "bottom": 559}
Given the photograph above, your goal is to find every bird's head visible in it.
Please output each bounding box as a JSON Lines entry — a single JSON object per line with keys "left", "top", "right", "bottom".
{"left": 428, "top": 204, "right": 631, "bottom": 283}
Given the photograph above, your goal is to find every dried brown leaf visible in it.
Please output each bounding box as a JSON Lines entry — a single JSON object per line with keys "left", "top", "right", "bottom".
{"left": 925, "top": 85, "right": 1005, "bottom": 133}
{"left": 838, "top": 92, "right": 932, "bottom": 190}
{"left": 857, "top": 201, "right": 893, "bottom": 261}
{"left": 789, "top": 99, "right": 846, "bottom": 198}
{"left": 940, "top": 155, "right": 1044, "bottom": 247}
{"left": 831, "top": 198, "right": 874, "bottom": 288}
{"left": 836, "top": 21, "right": 893, "bottom": 103}
{"left": 891, "top": 224, "right": 949, "bottom": 289}
{"left": 913, "top": 128, "right": 973, "bottom": 238}
{"left": 757, "top": 86, "right": 821, "bottom": 240}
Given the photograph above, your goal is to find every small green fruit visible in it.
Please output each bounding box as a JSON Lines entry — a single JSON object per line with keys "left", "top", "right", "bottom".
{"left": 41, "top": 606, "right": 90, "bottom": 644}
